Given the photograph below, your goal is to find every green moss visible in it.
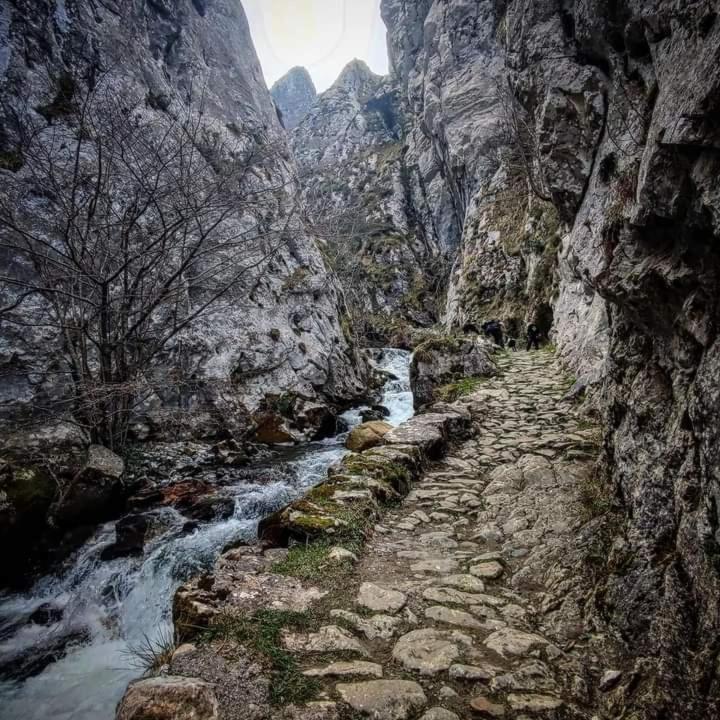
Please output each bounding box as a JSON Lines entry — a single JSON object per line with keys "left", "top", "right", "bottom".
{"left": 202, "top": 609, "right": 319, "bottom": 705}
{"left": 292, "top": 513, "right": 335, "bottom": 532}
{"left": 340, "top": 457, "right": 410, "bottom": 494}
{"left": 435, "top": 376, "right": 487, "bottom": 402}
{"left": 2, "top": 464, "right": 56, "bottom": 512}
{"left": 413, "top": 334, "right": 465, "bottom": 363}
{"left": 272, "top": 540, "right": 357, "bottom": 581}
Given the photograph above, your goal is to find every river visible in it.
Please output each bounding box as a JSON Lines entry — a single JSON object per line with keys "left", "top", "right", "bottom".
{"left": 0, "top": 348, "right": 413, "bottom": 720}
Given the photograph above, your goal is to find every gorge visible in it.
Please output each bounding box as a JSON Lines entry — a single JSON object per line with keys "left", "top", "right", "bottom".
{"left": 1, "top": 1, "right": 719, "bottom": 719}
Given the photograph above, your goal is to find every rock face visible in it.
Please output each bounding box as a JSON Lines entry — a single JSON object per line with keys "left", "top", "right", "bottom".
{"left": 0, "top": 0, "right": 366, "bottom": 449}
{"left": 380, "top": 0, "right": 720, "bottom": 715}
{"left": 271, "top": 66, "right": 317, "bottom": 130}
{"left": 49, "top": 445, "right": 125, "bottom": 528}
{"left": 410, "top": 335, "right": 496, "bottom": 409}
{"left": 288, "top": 60, "right": 445, "bottom": 336}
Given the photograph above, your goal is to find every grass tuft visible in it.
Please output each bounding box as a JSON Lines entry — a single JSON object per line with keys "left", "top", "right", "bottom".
{"left": 202, "top": 609, "right": 319, "bottom": 705}
{"left": 435, "top": 376, "right": 487, "bottom": 402}
{"left": 125, "top": 628, "right": 177, "bottom": 673}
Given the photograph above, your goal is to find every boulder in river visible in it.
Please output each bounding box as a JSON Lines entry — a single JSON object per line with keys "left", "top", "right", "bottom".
{"left": 49, "top": 445, "right": 125, "bottom": 528}
{"left": 346, "top": 421, "right": 393, "bottom": 452}
{"left": 100, "top": 514, "right": 148, "bottom": 561}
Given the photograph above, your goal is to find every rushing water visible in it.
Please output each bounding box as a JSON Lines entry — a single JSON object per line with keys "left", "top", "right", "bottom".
{"left": 0, "top": 349, "right": 413, "bottom": 720}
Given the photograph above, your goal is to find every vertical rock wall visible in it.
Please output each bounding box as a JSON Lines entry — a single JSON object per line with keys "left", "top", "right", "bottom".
{"left": 381, "top": 0, "right": 720, "bottom": 714}
{"left": 0, "top": 0, "right": 367, "bottom": 447}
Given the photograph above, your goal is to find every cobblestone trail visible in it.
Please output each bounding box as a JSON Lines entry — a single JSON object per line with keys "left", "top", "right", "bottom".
{"left": 288, "top": 351, "right": 620, "bottom": 719}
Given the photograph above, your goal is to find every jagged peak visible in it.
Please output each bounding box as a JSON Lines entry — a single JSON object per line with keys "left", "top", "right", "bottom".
{"left": 271, "top": 66, "right": 317, "bottom": 96}
{"left": 330, "top": 58, "right": 383, "bottom": 94}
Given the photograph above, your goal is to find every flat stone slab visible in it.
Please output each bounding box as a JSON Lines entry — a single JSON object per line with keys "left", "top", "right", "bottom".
{"left": 439, "top": 574, "right": 485, "bottom": 592}
{"left": 336, "top": 680, "right": 427, "bottom": 720}
{"left": 330, "top": 609, "right": 402, "bottom": 641}
{"left": 484, "top": 628, "right": 548, "bottom": 657}
{"left": 392, "top": 628, "right": 472, "bottom": 675}
{"left": 356, "top": 583, "right": 407, "bottom": 614}
{"left": 282, "top": 625, "right": 368, "bottom": 656}
{"left": 449, "top": 664, "right": 497, "bottom": 681}
{"left": 303, "top": 661, "right": 382, "bottom": 678}
{"left": 425, "top": 605, "right": 484, "bottom": 629}
{"left": 469, "top": 561, "right": 504, "bottom": 579}
{"left": 423, "top": 586, "right": 494, "bottom": 606}
{"left": 507, "top": 693, "right": 564, "bottom": 711}
{"left": 410, "top": 558, "right": 460, "bottom": 574}
{"left": 419, "top": 709, "right": 460, "bottom": 720}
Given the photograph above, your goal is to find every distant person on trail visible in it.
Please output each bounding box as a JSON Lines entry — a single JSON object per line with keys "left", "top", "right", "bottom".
{"left": 482, "top": 320, "right": 505, "bottom": 348}
{"left": 527, "top": 323, "right": 541, "bottom": 351}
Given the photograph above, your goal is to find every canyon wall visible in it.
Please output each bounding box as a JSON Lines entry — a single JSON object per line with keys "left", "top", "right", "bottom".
{"left": 0, "top": 0, "right": 367, "bottom": 449}
{"left": 381, "top": 0, "right": 720, "bottom": 715}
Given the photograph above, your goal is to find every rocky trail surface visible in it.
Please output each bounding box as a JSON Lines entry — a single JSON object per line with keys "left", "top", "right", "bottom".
{"left": 141, "top": 349, "right": 626, "bottom": 720}
{"left": 279, "top": 350, "right": 619, "bottom": 719}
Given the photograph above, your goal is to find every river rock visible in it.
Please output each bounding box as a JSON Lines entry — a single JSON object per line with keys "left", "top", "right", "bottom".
{"left": 346, "top": 422, "right": 393, "bottom": 452}
{"left": 101, "top": 514, "right": 148, "bottom": 561}
{"left": 336, "top": 680, "right": 427, "bottom": 720}
{"left": 116, "top": 676, "right": 219, "bottom": 720}
{"left": 28, "top": 603, "right": 63, "bottom": 626}
{"left": 49, "top": 445, "right": 125, "bottom": 528}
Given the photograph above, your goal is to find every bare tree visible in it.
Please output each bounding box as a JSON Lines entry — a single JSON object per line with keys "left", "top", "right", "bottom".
{"left": 495, "top": 76, "right": 552, "bottom": 202}
{"left": 0, "top": 78, "right": 293, "bottom": 450}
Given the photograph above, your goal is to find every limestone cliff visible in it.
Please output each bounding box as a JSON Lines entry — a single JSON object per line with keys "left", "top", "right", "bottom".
{"left": 270, "top": 66, "right": 316, "bottom": 130}
{"left": 0, "top": 0, "right": 367, "bottom": 449}
{"left": 381, "top": 0, "right": 720, "bottom": 714}
{"left": 286, "top": 59, "right": 447, "bottom": 340}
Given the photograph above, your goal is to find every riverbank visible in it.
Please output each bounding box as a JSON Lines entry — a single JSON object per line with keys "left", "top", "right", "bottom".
{"left": 118, "top": 350, "right": 623, "bottom": 719}
{"left": 0, "top": 350, "right": 414, "bottom": 720}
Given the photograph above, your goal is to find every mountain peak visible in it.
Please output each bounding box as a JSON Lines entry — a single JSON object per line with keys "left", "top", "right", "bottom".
{"left": 271, "top": 67, "right": 317, "bottom": 129}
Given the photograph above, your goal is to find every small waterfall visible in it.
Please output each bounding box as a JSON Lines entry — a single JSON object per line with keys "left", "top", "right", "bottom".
{"left": 0, "top": 348, "right": 413, "bottom": 720}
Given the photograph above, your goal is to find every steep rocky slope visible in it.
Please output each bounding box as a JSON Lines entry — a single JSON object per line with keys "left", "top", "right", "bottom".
{"left": 285, "top": 60, "right": 448, "bottom": 339}
{"left": 270, "top": 66, "right": 317, "bottom": 130}
{"left": 0, "top": 0, "right": 367, "bottom": 450}
{"left": 381, "top": 0, "right": 720, "bottom": 715}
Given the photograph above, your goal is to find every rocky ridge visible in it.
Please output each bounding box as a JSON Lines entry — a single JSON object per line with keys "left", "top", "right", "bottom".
{"left": 271, "top": 67, "right": 317, "bottom": 130}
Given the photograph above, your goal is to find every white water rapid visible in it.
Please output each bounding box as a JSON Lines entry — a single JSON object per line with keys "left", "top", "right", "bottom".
{"left": 0, "top": 349, "right": 413, "bottom": 720}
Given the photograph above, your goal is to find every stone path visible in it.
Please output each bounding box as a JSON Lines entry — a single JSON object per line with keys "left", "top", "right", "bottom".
{"left": 288, "top": 351, "right": 622, "bottom": 719}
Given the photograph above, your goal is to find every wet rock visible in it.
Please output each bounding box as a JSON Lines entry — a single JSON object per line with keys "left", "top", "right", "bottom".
{"left": 0, "top": 628, "right": 90, "bottom": 682}
{"left": 356, "top": 583, "right": 406, "bottom": 614}
{"left": 116, "top": 676, "right": 219, "bottom": 720}
{"left": 392, "top": 628, "right": 472, "bottom": 675}
{"left": 100, "top": 514, "right": 148, "bottom": 561}
{"left": 49, "top": 445, "right": 125, "bottom": 528}
{"left": 336, "top": 679, "right": 427, "bottom": 720}
{"left": 181, "top": 494, "right": 235, "bottom": 523}
{"left": 346, "top": 422, "right": 393, "bottom": 452}
{"left": 28, "top": 602, "right": 63, "bottom": 626}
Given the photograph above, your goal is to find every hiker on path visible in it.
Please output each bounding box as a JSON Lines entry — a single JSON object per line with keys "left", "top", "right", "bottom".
{"left": 482, "top": 320, "right": 505, "bottom": 348}
{"left": 527, "top": 323, "right": 541, "bottom": 351}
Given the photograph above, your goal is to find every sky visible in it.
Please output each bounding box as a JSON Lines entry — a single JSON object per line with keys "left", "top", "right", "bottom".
{"left": 243, "top": 0, "right": 389, "bottom": 92}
